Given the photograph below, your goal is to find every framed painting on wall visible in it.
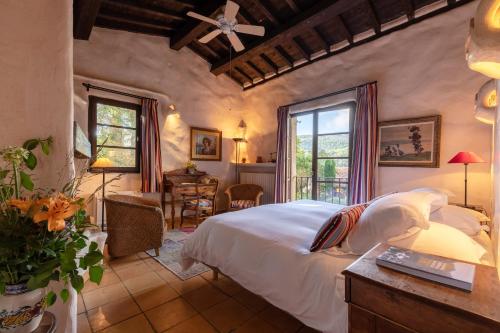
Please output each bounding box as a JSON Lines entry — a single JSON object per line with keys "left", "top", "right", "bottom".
{"left": 378, "top": 115, "right": 441, "bottom": 168}
{"left": 190, "top": 127, "right": 222, "bottom": 161}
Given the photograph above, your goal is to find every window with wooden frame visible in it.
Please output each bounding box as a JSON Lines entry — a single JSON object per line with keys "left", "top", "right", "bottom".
{"left": 88, "top": 96, "right": 141, "bottom": 173}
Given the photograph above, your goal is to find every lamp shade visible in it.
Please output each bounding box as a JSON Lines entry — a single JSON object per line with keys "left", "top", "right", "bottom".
{"left": 474, "top": 79, "right": 497, "bottom": 124}
{"left": 448, "top": 152, "right": 485, "bottom": 164}
{"left": 92, "top": 157, "right": 113, "bottom": 168}
{"left": 465, "top": 0, "right": 500, "bottom": 78}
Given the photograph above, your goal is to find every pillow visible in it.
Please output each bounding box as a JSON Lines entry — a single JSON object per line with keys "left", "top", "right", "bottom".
{"left": 310, "top": 204, "right": 367, "bottom": 252}
{"left": 430, "top": 205, "right": 487, "bottom": 236}
{"left": 411, "top": 187, "right": 454, "bottom": 212}
{"left": 388, "top": 222, "right": 492, "bottom": 266}
{"left": 344, "top": 192, "right": 434, "bottom": 254}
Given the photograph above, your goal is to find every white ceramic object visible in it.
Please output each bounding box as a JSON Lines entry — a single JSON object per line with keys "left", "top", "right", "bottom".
{"left": 475, "top": 79, "right": 497, "bottom": 124}
{"left": 0, "top": 286, "right": 46, "bottom": 333}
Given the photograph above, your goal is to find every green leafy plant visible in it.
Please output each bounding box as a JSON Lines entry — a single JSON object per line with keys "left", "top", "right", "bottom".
{"left": 0, "top": 137, "right": 104, "bottom": 305}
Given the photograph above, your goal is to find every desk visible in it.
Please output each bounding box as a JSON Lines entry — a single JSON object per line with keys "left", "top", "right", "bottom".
{"left": 160, "top": 169, "right": 207, "bottom": 228}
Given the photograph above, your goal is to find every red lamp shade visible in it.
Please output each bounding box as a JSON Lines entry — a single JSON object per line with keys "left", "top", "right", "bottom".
{"left": 448, "top": 151, "right": 484, "bottom": 164}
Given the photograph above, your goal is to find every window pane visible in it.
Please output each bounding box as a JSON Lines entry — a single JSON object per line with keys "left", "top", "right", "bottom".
{"left": 316, "top": 182, "right": 348, "bottom": 205}
{"left": 318, "top": 108, "right": 350, "bottom": 134}
{"left": 294, "top": 114, "right": 313, "bottom": 200}
{"left": 97, "top": 125, "right": 136, "bottom": 147}
{"left": 98, "top": 147, "right": 136, "bottom": 168}
{"left": 318, "top": 134, "right": 349, "bottom": 158}
{"left": 96, "top": 103, "right": 137, "bottom": 128}
{"left": 317, "top": 159, "right": 349, "bottom": 180}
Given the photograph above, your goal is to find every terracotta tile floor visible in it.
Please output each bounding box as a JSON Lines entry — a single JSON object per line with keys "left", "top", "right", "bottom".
{"left": 78, "top": 251, "right": 320, "bottom": 333}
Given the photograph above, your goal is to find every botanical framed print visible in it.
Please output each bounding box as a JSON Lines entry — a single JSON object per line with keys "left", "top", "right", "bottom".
{"left": 378, "top": 115, "right": 441, "bottom": 168}
{"left": 190, "top": 127, "right": 222, "bottom": 161}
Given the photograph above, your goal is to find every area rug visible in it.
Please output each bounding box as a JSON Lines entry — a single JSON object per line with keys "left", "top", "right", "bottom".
{"left": 146, "top": 229, "right": 210, "bottom": 280}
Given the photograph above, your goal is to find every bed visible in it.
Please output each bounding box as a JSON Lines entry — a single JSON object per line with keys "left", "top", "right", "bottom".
{"left": 181, "top": 199, "right": 494, "bottom": 333}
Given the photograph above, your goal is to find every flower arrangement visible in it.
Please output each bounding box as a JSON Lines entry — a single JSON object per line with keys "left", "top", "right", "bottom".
{"left": 185, "top": 161, "right": 197, "bottom": 170}
{"left": 0, "top": 137, "right": 104, "bottom": 305}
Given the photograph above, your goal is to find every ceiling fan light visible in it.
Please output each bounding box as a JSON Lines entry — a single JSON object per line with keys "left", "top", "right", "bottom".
{"left": 466, "top": 0, "right": 500, "bottom": 78}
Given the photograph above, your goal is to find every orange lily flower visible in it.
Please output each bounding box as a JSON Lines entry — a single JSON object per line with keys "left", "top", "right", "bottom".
{"left": 7, "top": 198, "right": 34, "bottom": 212}
{"left": 33, "top": 195, "right": 80, "bottom": 231}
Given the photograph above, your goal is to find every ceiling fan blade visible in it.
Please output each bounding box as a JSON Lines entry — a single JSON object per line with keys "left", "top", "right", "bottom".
{"left": 224, "top": 0, "right": 240, "bottom": 22}
{"left": 228, "top": 32, "right": 245, "bottom": 52}
{"left": 187, "top": 11, "right": 219, "bottom": 26}
{"left": 199, "top": 29, "right": 222, "bottom": 43}
{"left": 234, "top": 24, "right": 265, "bottom": 36}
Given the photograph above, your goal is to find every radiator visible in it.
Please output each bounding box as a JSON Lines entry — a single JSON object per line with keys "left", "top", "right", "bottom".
{"left": 240, "top": 172, "right": 275, "bottom": 204}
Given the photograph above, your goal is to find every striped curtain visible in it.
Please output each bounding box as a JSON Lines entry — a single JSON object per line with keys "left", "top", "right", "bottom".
{"left": 274, "top": 106, "right": 290, "bottom": 203}
{"left": 348, "top": 83, "right": 378, "bottom": 204}
{"left": 141, "top": 99, "right": 163, "bottom": 192}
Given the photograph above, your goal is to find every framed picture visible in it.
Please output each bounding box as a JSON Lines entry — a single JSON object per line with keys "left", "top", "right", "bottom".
{"left": 378, "top": 115, "right": 441, "bottom": 168}
{"left": 190, "top": 127, "right": 222, "bottom": 161}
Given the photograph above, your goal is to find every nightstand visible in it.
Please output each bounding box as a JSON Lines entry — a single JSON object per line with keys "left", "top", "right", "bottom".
{"left": 449, "top": 203, "right": 491, "bottom": 234}
{"left": 343, "top": 243, "right": 500, "bottom": 333}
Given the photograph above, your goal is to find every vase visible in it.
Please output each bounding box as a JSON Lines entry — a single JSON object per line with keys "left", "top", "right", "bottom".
{"left": 187, "top": 168, "right": 196, "bottom": 175}
{"left": 0, "top": 284, "right": 47, "bottom": 333}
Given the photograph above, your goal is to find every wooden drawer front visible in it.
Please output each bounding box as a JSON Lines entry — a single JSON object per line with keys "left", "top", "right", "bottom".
{"left": 350, "top": 304, "right": 414, "bottom": 333}
{"left": 348, "top": 277, "right": 499, "bottom": 333}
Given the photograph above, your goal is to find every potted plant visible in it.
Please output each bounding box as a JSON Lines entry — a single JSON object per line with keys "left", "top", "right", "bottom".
{"left": 0, "top": 138, "right": 104, "bottom": 333}
{"left": 185, "top": 161, "right": 197, "bottom": 175}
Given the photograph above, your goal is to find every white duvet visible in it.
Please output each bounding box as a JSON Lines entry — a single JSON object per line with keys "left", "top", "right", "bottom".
{"left": 181, "top": 200, "right": 357, "bottom": 333}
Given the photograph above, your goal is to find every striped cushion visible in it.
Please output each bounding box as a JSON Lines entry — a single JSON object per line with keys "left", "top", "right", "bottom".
{"left": 231, "top": 200, "right": 256, "bottom": 209}
{"left": 310, "top": 204, "right": 368, "bottom": 252}
{"left": 186, "top": 199, "right": 213, "bottom": 207}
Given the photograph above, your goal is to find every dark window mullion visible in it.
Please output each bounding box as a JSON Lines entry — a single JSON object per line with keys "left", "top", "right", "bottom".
{"left": 97, "top": 144, "right": 137, "bottom": 150}
{"left": 317, "top": 132, "right": 350, "bottom": 136}
{"left": 97, "top": 122, "right": 137, "bottom": 131}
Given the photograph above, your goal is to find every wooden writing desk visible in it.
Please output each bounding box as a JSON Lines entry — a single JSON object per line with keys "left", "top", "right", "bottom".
{"left": 160, "top": 169, "right": 207, "bottom": 228}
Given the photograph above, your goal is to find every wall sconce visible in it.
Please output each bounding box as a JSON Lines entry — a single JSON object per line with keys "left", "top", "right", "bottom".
{"left": 475, "top": 79, "right": 497, "bottom": 124}
{"left": 167, "top": 104, "right": 180, "bottom": 118}
{"left": 466, "top": 0, "right": 500, "bottom": 78}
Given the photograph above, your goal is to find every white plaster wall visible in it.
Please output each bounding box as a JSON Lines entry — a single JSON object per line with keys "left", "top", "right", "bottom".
{"left": 0, "top": 0, "right": 74, "bottom": 189}
{"left": 242, "top": 1, "right": 493, "bottom": 211}
{"left": 493, "top": 80, "right": 500, "bottom": 273}
{"left": 74, "top": 28, "right": 248, "bottom": 208}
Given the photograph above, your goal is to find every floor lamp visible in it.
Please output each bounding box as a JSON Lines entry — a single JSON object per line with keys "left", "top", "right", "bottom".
{"left": 91, "top": 157, "right": 113, "bottom": 231}
{"left": 232, "top": 138, "right": 246, "bottom": 183}
{"left": 448, "top": 151, "right": 484, "bottom": 207}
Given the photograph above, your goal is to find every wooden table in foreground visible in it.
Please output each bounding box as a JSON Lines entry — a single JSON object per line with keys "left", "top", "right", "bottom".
{"left": 342, "top": 243, "right": 500, "bottom": 333}
{"left": 160, "top": 169, "right": 207, "bottom": 229}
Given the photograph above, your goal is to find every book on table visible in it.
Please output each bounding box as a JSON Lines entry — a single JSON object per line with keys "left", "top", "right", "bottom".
{"left": 376, "top": 246, "right": 475, "bottom": 292}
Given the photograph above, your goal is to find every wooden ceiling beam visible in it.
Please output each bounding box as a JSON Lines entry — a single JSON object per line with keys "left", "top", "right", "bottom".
{"left": 275, "top": 46, "right": 295, "bottom": 67}
{"left": 335, "top": 15, "right": 353, "bottom": 44}
{"left": 401, "top": 0, "right": 415, "bottom": 20}
{"left": 74, "top": 0, "right": 102, "bottom": 40}
{"left": 250, "top": 0, "right": 281, "bottom": 26}
{"left": 103, "top": 0, "right": 184, "bottom": 21}
{"left": 365, "top": 0, "right": 381, "bottom": 33}
{"left": 225, "top": 72, "right": 245, "bottom": 86}
{"left": 234, "top": 67, "right": 254, "bottom": 82}
{"left": 95, "top": 18, "right": 172, "bottom": 37}
{"left": 292, "top": 37, "right": 312, "bottom": 61}
{"left": 170, "top": 1, "right": 227, "bottom": 50}
{"left": 260, "top": 53, "right": 279, "bottom": 73}
{"left": 210, "top": 0, "right": 364, "bottom": 75}
{"left": 246, "top": 61, "right": 265, "bottom": 79}
{"left": 97, "top": 14, "right": 175, "bottom": 31}
{"left": 285, "top": 0, "right": 300, "bottom": 13}
{"left": 313, "top": 26, "right": 331, "bottom": 53}
{"left": 197, "top": 42, "right": 222, "bottom": 59}
{"left": 212, "top": 36, "right": 230, "bottom": 52}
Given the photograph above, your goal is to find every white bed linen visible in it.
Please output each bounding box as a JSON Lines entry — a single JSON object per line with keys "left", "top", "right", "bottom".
{"left": 181, "top": 200, "right": 357, "bottom": 333}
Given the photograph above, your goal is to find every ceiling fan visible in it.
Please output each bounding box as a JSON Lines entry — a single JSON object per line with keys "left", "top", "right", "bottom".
{"left": 187, "top": 0, "right": 265, "bottom": 52}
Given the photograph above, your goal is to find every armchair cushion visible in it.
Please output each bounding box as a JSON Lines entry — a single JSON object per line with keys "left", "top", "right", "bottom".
{"left": 230, "top": 200, "right": 256, "bottom": 209}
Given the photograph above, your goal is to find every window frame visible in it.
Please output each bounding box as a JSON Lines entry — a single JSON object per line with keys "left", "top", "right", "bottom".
{"left": 290, "top": 101, "right": 356, "bottom": 202}
{"left": 88, "top": 96, "right": 142, "bottom": 173}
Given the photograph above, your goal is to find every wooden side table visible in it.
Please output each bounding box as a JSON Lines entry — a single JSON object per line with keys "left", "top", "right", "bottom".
{"left": 343, "top": 243, "right": 500, "bottom": 333}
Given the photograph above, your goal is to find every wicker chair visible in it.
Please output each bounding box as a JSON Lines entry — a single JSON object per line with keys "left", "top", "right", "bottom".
{"left": 104, "top": 195, "right": 165, "bottom": 258}
{"left": 180, "top": 177, "right": 219, "bottom": 227}
{"left": 225, "top": 184, "right": 264, "bottom": 211}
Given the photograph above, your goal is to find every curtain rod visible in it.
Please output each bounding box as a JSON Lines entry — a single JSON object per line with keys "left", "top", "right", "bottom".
{"left": 82, "top": 83, "right": 153, "bottom": 100}
{"left": 281, "top": 80, "right": 377, "bottom": 109}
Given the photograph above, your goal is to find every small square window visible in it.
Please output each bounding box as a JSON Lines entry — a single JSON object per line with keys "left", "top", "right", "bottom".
{"left": 88, "top": 96, "right": 141, "bottom": 173}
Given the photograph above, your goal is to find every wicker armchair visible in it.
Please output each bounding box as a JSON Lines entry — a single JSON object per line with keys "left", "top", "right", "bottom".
{"left": 104, "top": 195, "right": 165, "bottom": 258}
{"left": 225, "top": 184, "right": 264, "bottom": 211}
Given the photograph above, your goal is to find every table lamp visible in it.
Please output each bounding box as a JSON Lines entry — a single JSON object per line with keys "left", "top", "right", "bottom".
{"left": 448, "top": 152, "right": 484, "bottom": 207}
{"left": 92, "top": 157, "right": 113, "bottom": 231}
